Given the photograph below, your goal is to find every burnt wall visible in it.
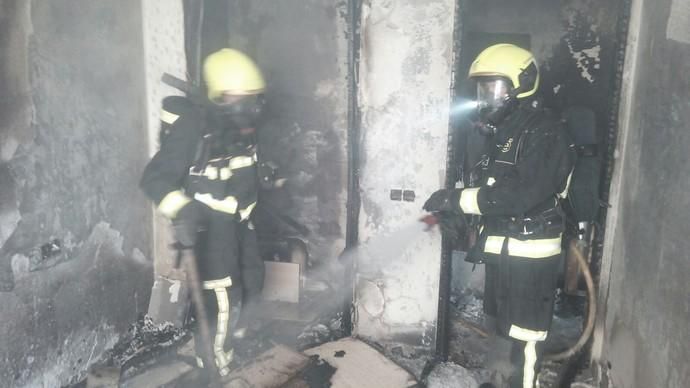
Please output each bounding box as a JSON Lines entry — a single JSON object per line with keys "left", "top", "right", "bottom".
{"left": 0, "top": 1, "right": 153, "bottom": 386}
{"left": 226, "top": 0, "right": 350, "bottom": 263}
{"left": 598, "top": 0, "right": 690, "bottom": 386}
{"left": 461, "top": 0, "right": 620, "bottom": 128}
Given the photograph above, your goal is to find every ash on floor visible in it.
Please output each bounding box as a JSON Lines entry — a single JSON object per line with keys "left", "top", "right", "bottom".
{"left": 448, "top": 288, "right": 594, "bottom": 388}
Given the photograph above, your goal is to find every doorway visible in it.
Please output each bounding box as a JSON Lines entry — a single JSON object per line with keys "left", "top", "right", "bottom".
{"left": 443, "top": 0, "right": 632, "bottom": 385}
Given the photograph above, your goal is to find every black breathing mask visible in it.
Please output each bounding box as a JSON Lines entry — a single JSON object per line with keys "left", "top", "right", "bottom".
{"left": 211, "top": 94, "right": 266, "bottom": 130}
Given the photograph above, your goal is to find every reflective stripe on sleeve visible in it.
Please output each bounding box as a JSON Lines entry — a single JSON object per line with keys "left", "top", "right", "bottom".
{"left": 509, "top": 324, "right": 548, "bottom": 342}
{"left": 157, "top": 190, "right": 191, "bottom": 218}
{"left": 239, "top": 202, "right": 257, "bottom": 221}
{"left": 228, "top": 155, "right": 256, "bottom": 170}
{"left": 194, "top": 193, "right": 238, "bottom": 215}
{"left": 484, "top": 235, "right": 562, "bottom": 258}
{"left": 219, "top": 167, "right": 232, "bottom": 180}
{"left": 459, "top": 188, "right": 482, "bottom": 215}
{"left": 160, "top": 109, "right": 180, "bottom": 125}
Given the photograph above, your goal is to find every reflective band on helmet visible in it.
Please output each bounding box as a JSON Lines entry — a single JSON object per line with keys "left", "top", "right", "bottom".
{"left": 160, "top": 109, "right": 179, "bottom": 125}
{"left": 484, "top": 235, "right": 562, "bottom": 258}
{"left": 157, "top": 190, "right": 191, "bottom": 218}
{"left": 509, "top": 324, "right": 548, "bottom": 342}
{"left": 228, "top": 155, "right": 256, "bottom": 170}
{"left": 239, "top": 202, "right": 256, "bottom": 221}
{"left": 459, "top": 188, "right": 482, "bottom": 215}
{"left": 194, "top": 193, "right": 238, "bottom": 215}
{"left": 523, "top": 341, "right": 538, "bottom": 388}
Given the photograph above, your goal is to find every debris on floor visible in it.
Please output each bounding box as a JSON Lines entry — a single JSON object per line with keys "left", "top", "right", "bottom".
{"left": 425, "top": 362, "right": 479, "bottom": 388}
{"left": 283, "top": 355, "right": 337, "bottom": 388}
{"left": 448, "top": 287, "right": 595, "bottom": 388}
{"left": 297, "top": 311, "right": 346, "bottom": 350}
{"left": 78, "top": 314, "right": 190, "bottom": 387}
{"left": 378, "top": 342, "right": 433, "bottom": 381}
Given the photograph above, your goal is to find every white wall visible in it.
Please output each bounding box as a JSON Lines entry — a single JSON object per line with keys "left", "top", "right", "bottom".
{"left": 354, "top": 0, "right": 456, "bottom": 353}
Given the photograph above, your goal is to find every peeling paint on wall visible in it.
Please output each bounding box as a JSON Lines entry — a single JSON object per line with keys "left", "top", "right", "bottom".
{"left": 565, "top": 12, "right": 602, "bottom": 83}
{"left": 1, "top": 223, "right": 153, "bottom": 386}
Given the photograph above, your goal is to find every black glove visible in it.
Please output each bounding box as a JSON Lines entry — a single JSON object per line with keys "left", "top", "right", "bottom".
{"left": 436, "top": 212, "right": 467, "bottom": 246}
{"left": 423, "top": 189, "right": 463, "bottom": 213}
{"left": 258, "top": 161, "right": 287, "bottom": 190}
{"left": 172, "top": 200, "right": 206, "bottom": 248}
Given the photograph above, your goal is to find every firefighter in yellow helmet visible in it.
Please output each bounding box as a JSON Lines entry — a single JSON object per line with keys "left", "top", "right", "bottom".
{"left": 140, "top": 49, "right": 277, "bottom": 377}
{"left": 424, "top": 44, "right": 575, "bottom": 388}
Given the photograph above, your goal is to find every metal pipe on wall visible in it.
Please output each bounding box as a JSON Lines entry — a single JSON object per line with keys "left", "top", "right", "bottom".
{"left": 435, "top": 0, "right": 468, "bottom": 361}
{"left": 342, "top": 0, "right": 363, "bottom": 336}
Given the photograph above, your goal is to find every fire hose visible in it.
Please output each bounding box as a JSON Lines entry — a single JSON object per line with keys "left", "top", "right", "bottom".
{"left": 545, "top": 239, "right": 596, "bottom": 361}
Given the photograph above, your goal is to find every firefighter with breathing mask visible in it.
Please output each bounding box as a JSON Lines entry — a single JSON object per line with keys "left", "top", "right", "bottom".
{"left": 140, "top": 48, "right": 275, "bottom": 377}
{"left": 424, "top": 44, "right": 575, "bottom": 388}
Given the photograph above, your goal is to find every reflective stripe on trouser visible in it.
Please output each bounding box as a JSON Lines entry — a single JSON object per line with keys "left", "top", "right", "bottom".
{"left": 508, "top": 324, "right": 547, "bottom": 388}
{"left": 506, "top": 335, "right": 546, "bottom": 388}
{"left": 484, "top": 234, "right": 562, "bottom": 258}
{"left": 201, "top": 276, "right": 233, "bottom": 376}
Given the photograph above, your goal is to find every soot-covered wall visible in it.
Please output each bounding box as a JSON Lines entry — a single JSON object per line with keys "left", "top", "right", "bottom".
{"left": 226, "top": 0, "right": 350, "bottom": 264}
{"left": 461, "top": 0, "right": 620, "bottom": 131}
{"left": 0, "top": 1, "right": 152, "bottom": 386}
{"left": 596, "top": 0, "right": 690, "bottom": 386}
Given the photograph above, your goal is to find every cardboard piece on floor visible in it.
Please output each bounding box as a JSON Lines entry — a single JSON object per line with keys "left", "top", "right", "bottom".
{"left": 147, "top": 275, "right": 189, "bottom": 327}
{"left": 303, "top": 338, "right": 417, "bottom": 388}
{"left": 262, "top": 261, "right": 300, "bottom": 303}
{"left": 223, "top": 345, "right": 310, "bottom": 388}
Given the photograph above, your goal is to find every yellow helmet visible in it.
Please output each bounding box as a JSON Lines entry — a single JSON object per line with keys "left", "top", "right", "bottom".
{"left": 468, "top": 44, "right": 539, "bottom": 99}
{"left": 203, "top": 48, "right": 266, "bottom": 101}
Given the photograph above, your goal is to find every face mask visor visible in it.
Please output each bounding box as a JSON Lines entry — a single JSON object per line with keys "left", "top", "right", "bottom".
{"left": 476, "top": 77, "right": 512, "bottom": 116}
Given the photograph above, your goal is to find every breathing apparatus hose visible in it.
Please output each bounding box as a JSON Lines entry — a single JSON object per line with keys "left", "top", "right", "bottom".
{"left": 545, "top": 239, "right": 597, "bottom": 361}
